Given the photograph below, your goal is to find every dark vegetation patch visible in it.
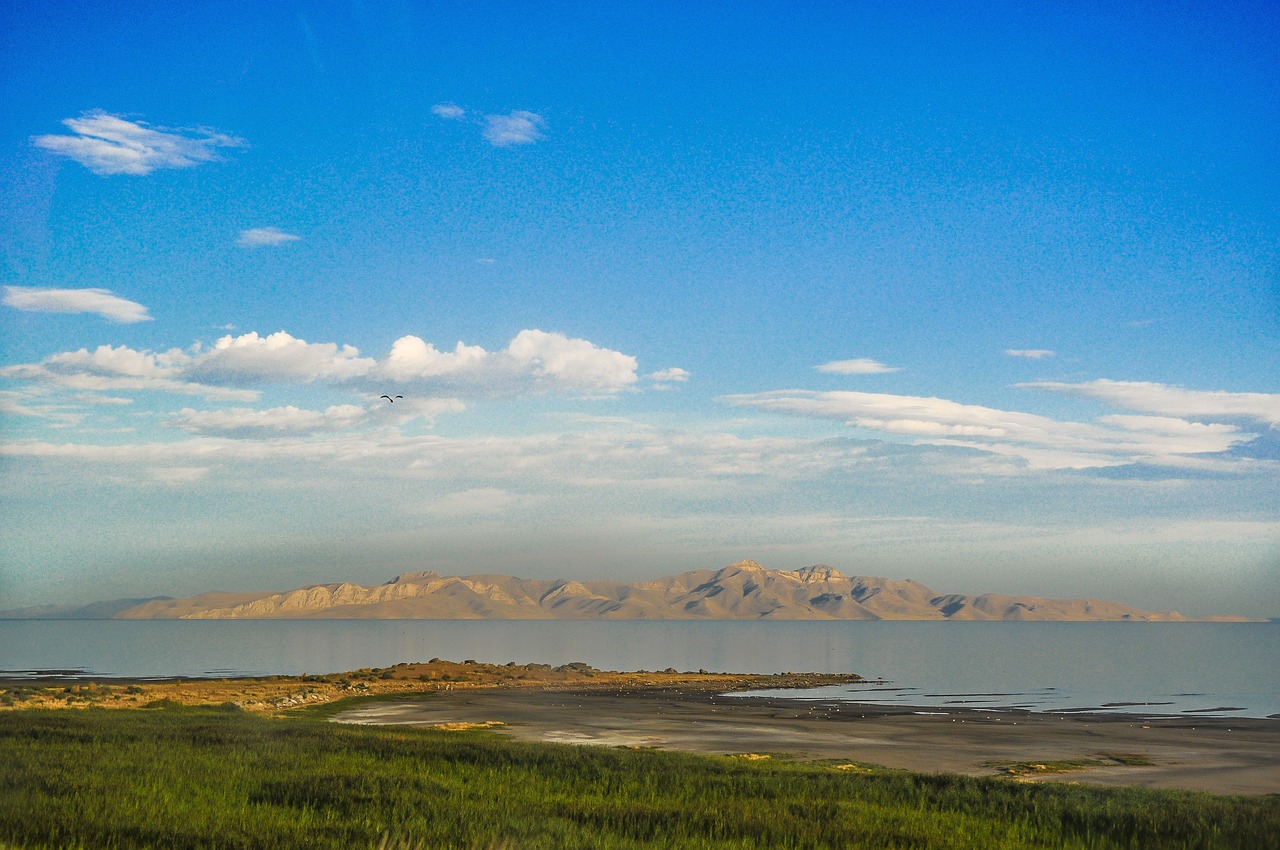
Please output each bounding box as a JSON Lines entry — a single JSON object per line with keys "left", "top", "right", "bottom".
{"left": 0, "top": 707, "right": 1275, "bottom": 849}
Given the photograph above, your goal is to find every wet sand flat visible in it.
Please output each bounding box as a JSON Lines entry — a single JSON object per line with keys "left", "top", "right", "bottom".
{"left": 336, "top": 688, "right": 1280, "bottom": 796}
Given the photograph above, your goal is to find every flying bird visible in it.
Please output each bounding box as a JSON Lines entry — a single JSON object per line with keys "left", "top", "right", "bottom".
{"left": 380, "top": 395, "right": 403, "bottom": 402}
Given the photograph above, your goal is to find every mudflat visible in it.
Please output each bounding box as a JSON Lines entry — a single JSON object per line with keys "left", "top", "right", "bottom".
{"left": 336, "top": 686, "right": 1280, "bottom": 796}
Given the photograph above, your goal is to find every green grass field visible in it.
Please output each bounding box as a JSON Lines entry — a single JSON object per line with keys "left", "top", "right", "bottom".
{"left": 1, "top": 702, "right": 1276, "bottom": 849}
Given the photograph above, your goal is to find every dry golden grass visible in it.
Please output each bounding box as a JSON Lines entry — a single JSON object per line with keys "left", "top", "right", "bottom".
{"left": 1, "top": 659, "right": 859, "bottom": 713}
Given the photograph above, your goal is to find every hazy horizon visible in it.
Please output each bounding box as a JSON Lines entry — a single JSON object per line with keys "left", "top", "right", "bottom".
{"left": 2, "top": 2, "right": 1277, "bottom": 618}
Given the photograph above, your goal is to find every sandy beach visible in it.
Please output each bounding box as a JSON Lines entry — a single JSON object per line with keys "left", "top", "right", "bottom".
{"left": 335, "top": 685, "right": 1280, "bottom": 796}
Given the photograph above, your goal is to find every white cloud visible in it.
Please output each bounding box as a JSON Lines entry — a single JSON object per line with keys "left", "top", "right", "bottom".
{"left": 32, "top": 111, "right": 244, "bottom": 176}
{"left": 3, "top": 329, "right": 644, "bottom": 399}
{"left": 722, "top": 389, "right": 1256, "bottom": 470}
{"left": 483, "top": 111, "right": 545, "bottom": 146}
{"left": 3, "top": 287, "right": 151, "bottom": 323}
{"left": 189, "top": 331, "right": 377, "bottom": 384}
{"left": 169, "top": 404, "right": 366, "bottom": 436}
{"left": 0, "top": 391, "right": 85, "bottom": 425}
{"left": 0, "top": 344, "right": 258, "bottom": 401}
{"left": 46, "top": 344, "right": 188, "bottom": 377}
{"left": 378, "top": 396, "right": 467, "bottom": 425}
{"left": 1023, "top": 379, "right": 1280, "bottom": 426}
{"left": 75, "top": 393, "right": 133, "bottom": 406}
{"left": 378, "top": 337, "right": 489, "bottom": 381}
{"left": 373, "top": 330, "right": 638, "bottom": 394}
{"left": 0, "top": 424, "right": 868, "bottom": 490}
{"left": 815, "top": 358, "right": 900, "bottom": 375}
{"left": 0, "top": 364, "right": 259, "bottom": 401}
{"left": 648, "top": 368, "right": 690, "bottom": 383}
{"left": 432, "top": 103, "right": 466, "bottom": 120}
{"left": 1097, "top": 415, "right": 1241, "bottom": 436}
{"left": 236, "top": 227, "right": 300, "bottom": 247}
{"left": 505, "top": 329, "right": 636, "bottom": 392}
{"left": 1005, "top": 349, "right": 1055, "bottom": 359}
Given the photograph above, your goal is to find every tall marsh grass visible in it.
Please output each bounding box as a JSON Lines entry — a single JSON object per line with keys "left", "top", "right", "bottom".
{"left": 0, "top": 704, "right": 1275, "bottom": 849}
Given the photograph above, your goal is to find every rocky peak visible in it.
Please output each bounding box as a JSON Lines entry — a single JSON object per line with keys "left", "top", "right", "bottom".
{"left": 388, "top": 571, "right": 439, "bottom": 584}
{"left": 794, "top": 564, "right": 847, "bottom": 583}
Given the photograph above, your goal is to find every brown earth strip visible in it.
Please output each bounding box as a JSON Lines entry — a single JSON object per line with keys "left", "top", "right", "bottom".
{"left": 333, "top": 684, "right": 1280, "bottom": 797}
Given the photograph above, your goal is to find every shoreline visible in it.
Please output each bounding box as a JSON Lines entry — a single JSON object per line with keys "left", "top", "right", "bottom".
{"left": 334, "top": 685, "right": 1280, "bottom": 796}
{"left": 4, "top": 659, "right": 1277, "bottom": 796}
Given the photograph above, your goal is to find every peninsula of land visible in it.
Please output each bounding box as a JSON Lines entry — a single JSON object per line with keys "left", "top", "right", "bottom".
{"left": 7, "top": 560, "right": 1244, "bottom": 621}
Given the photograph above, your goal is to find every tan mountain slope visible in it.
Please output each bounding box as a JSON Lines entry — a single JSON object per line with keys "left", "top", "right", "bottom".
{"left": 112, "top": 561, "right": 1193, "bottom": 621}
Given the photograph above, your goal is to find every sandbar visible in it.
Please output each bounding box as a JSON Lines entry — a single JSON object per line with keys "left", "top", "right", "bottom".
{"left": 335, "top": 686, "right": 1280, "bottom": 796}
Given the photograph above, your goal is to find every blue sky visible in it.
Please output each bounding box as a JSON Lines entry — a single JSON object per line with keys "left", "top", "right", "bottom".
{"left": 1, "top": 1, "right": 1277, "bottom": 616}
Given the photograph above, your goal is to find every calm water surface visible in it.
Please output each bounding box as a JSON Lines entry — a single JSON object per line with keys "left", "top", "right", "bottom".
{"left": 2, "top": 620, "right": 1276, "bottom": 718}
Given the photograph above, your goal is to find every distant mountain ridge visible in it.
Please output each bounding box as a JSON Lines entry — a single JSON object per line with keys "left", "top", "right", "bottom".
{"left": 60, "top": 560, "right": 1238, "bottom": 621}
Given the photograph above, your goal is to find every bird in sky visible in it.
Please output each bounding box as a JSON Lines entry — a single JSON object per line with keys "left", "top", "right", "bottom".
{"left": 380, "top": 395, "right": 403, "bottom": 402}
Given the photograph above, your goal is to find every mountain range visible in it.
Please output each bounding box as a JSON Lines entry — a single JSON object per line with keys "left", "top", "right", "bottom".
{"left": 5, "top": 561, "right": 1240, "bottom": 621}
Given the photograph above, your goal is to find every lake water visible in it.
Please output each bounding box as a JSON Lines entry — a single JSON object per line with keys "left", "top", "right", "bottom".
{"left": 1, "top": 620, "right": 1276, "bottom": 719}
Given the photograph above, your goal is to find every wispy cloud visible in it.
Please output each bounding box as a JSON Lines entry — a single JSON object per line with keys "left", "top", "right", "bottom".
{"left": 236, "top": 227, "right": 300, "bottom": 247}
{"left": 32, "top": 111, "right": 244, "bottom": 176}
{"left": 1024, "top": 380, "right": 1280, "bottom": 426}
{"left": 377, "top": 396, "right": 467, "bottom": 426}
{"left": 168, "top": 405, "right": 366, "bottom": 436}
{"left": 3, "top": 286, "right": 152, "bottom": 323}
{"left": 0, "top": 423, "right": 867, "bottom": 488}
{"left": 647, "top": 367, "right": 690, "bottom": 388}
{"left": 482, "top": 111, "right": 545, "bottom": 147}
{"left": 722, "top": 388, "right": 1257, "bottom": 470}
{"left": 433, "top": 103, "right": 546, "bottom": 147}
{"left": 1005, "top": 349, "right": 1055, "bottom": 359}
{"left": 431, "top": 103, "right": 465, "bottom": 120}
{"left": 0, "top": 391, "right": 86, "bottom": 425}
{"left": 815, "top": 358, "right": 900, "bottom": 375}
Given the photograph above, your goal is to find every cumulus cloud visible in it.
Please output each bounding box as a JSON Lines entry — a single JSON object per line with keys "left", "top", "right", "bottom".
{"left": 505, "top": 329, "right": 635, "bottom": 391}
{"left": 1005, "top": 349, "right": 1055, "bottom": 359}
{"left": 815, "top": 358, "right": 900, "bottom": 375}
{"left": 1023, "top": 379, "right": 1280, "bottom": 427}
{"left": 0, "top": 344, "right": 258, "bottom": 401}
{"left": 372, "top": 329, "right": 638, "bottom": 394}
{"left": 188, "top": 331, "right": 377, "bottom": 384}
{"left": 236, "top": 227, "right": 300, "bottom": 247}
{"left": 431, "top": 103, "right": 465, "bottom": 120}
{"left": 46, "top": 344, "right": 188, "bottom": 377}
{"left": 378, "top": 337, "right": 489, "bottom": 381}
{"left": 169, "top": 404, "right": 366, "bottom": 436}
{"left": 722, "top": 389, "right": 1256, "bottom": 470}
{"left": 3, "top": 287, "right": 151, "bottom": 323}
{"left": 2, "top": 329, "right": 643, "bottom": 400}
{"left": 32, "top": 111, "right": 244, "bottom": 176}
{"left": 483, "top": 111, "right": 545, "bottom": 146}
